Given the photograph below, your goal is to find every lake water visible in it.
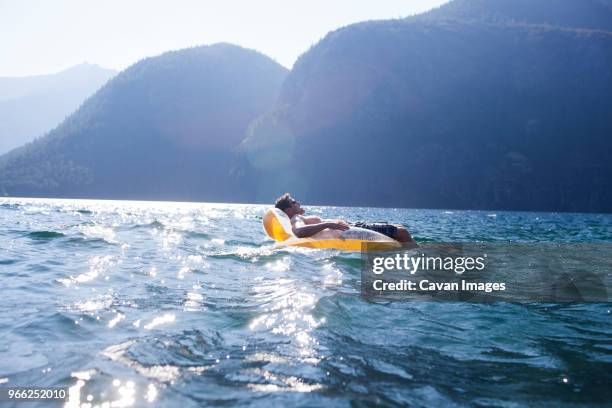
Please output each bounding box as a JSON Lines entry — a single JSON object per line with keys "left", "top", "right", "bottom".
{"left": 0, "top": 198, "right": 610, "bottom": 407}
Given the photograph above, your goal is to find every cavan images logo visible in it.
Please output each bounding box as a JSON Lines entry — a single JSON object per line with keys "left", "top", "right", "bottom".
{"left": 361, "top": 243, "right": 610, "bottom": 302}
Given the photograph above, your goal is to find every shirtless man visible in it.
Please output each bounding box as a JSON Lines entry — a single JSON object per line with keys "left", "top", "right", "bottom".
{"left": 274, "top": 193, "right": 418, "bottom": 248}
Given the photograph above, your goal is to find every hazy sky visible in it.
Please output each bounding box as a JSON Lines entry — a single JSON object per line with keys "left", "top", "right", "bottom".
{"left": 0, "top": 0, "right": 449, "bottom": 77}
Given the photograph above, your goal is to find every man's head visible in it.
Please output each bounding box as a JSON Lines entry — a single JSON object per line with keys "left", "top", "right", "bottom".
{"left": 274, "top": 193, "right": 304, "bottom": 217}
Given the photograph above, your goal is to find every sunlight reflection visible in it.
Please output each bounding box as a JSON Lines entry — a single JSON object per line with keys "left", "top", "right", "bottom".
{"left": 177, "top": 266, "right": 189, "bottom": 279}
{"left": 102, "top": 341, "right": 181, "bottom": 383}
{"left": 75, "top": 296, "right": 112, "bottom": 313}
{"left": 245, "top": 352, "right": 290, "bottom": 364}
{"left": 108, "top": 313, "right": 125, "bottom": 328}
{"left": 80, "top": 223, "right": 118, "bottom": 244}
{"left": 64, "top": 375, "right": 139, "bottom": 408}
{"left": 150, "top": 221, "right": 183, "bottom": 251}
{"left": 143, "top": 314, "right": 175, "bottom": 330}
{"left": 59, "top": 255, "right": 116, "bottom": 286}
{"left": 245, "top": 368, "right": 324, "bottom": 393}
{"left": 235, "top": 245, "right": 274, "bottom": 259}
{"left": 184, "top": 292, "right": 204, "bottom": 311}
{"left": 321, "top": 262, "right": 343, "bottom": 286}
{"left": 145, "top": 384, "right": 157, "bottom": 403}
{"left": 211, "top": 238, "right": 225, "bottom": 245}
{"left": 248, "top": 277, "right": 325, "bottom": 382}
{"left": 65, "top": 379, "right": 85, "bottom": 408}
{"left": 110, "top": 379, "right": 136, "bottom": 408}
{"left": 265, "top": 257, "right": 291, "bottom": 272}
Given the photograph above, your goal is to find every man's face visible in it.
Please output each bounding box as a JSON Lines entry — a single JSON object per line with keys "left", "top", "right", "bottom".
{"left": 288, "top": 198, "right": 305, "bottom": 216}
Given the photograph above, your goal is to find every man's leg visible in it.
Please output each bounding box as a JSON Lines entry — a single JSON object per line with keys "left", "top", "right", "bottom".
{"left": 356, "top": 222, "right": 418, "bottom": 248}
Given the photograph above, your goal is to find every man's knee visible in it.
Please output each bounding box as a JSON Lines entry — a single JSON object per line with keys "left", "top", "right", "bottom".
{"left": 394, "top": 226, "right": 411, "bottom": 242}
{"left": 395, "top": 226, "right": 418, "bottom": 248}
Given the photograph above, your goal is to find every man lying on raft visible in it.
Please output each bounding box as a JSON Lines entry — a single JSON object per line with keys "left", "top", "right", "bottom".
{"left": 274, "top": 193, "right": 418, "bottom": 248}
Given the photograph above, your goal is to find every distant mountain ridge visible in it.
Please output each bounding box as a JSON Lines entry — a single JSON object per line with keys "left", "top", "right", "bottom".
{"left": 0, "top": 63, "right": 117, "bottom": 154}
{"left": 0, "top": 44, "right": 287, "bottom": 201}
{"left": 1, "top": 1, "right": 611, "bottom": 212}
{"left": 424, "top": 0, "right": 612, "bottom": 31}
{"left": 236, "top": 0, "right": 612, "bottom": 212}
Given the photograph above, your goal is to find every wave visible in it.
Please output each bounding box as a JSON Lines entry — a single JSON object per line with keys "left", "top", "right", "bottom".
{"left": 0, "top": 202, "right": 20, "bottom": 210}
{"left": 122, "top": 220, "right": 166, "bottom": 231}
{"left": 65, "top": 236, "right": 118, "bottom": 247}
{"left": 26, "top": 230, "right": 65, "bottom": 239}
{"left": 184, "top": 230, "right": 211, "bottom": 240}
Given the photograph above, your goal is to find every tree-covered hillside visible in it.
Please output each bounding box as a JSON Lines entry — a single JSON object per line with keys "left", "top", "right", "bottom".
{"left": 0, "top": 44, "right": 287, "bottom": 201}
{"left": 424, "top": 0, "right": 612, "bottom": 30}
{"left": 236, "top": 0, "right": 612, "bottom": 212}
{"left": 1, "top": 1, "right": 610, "bottom": 212}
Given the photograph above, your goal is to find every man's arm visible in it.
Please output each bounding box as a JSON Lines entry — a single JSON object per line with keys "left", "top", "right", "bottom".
{"left": 292, "top": 220, "right": 349, "bottom": 238}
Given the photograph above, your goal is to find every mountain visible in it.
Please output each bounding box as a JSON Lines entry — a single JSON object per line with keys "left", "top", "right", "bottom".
{"left": 0, "top": 44, "right": 288, "bottom": 201}
{"left": 0, "top": 64, "right": 117, "bottom": 154}
{"left": 236, "top": 0, "right": 612, "bottom": 212}
{"left": 1, "top": 2, "right": 610, "bottom": 212}
{"left": 424, "top": 0, "right": 612, "bottom": 31}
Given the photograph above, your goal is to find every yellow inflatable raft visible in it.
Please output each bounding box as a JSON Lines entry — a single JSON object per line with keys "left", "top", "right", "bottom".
{"left": 262, "top": 208, "right": 401, "bottom": 251}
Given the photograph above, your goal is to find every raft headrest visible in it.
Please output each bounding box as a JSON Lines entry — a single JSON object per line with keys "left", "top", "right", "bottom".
{"left": 262, "top": 208, "right": 295, "bottom": 242}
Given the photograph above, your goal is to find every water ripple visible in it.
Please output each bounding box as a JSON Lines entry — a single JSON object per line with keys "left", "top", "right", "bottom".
{"left": 0, "top": 198, "right": 610, "bottom": 407}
